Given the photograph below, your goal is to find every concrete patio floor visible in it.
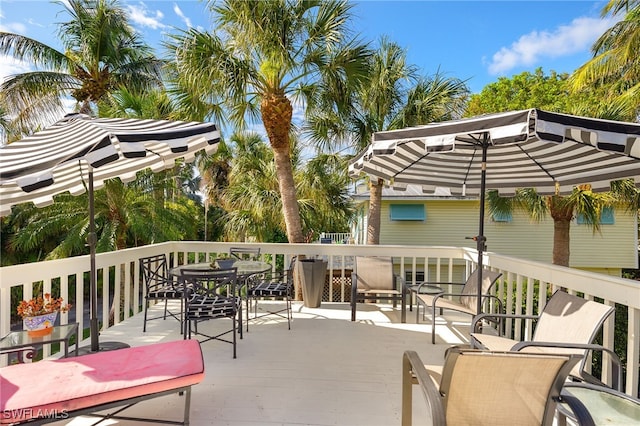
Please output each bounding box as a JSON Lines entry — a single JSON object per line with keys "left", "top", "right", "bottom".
{"left": 50, "top": 301, "right": 476, "bottom": 426}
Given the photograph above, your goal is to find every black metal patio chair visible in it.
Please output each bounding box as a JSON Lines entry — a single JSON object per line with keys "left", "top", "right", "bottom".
{"left": 245, "top": 256, "right": 296, "bottom": 331}
{"left": 182, "top": 267, "right": 241, "bottom": 358}
{"left": 140, "top": 253, "right": 184, "bottom": 332}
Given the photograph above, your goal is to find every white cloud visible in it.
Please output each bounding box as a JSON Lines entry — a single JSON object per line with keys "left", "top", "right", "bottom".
{"left": 173, "top": 3, "right": 192, "bottom": 28}
{"left": 125, "top": 3, "right": 167, "bottom": 30}
{"left": 0, "top": 57, "right": 31, "bottom": 84}
{"left": 488, "top": 16, "right": 619, "bottom": 75}
{"left": 0, "top": 20, "right": 27, "bottom": 34}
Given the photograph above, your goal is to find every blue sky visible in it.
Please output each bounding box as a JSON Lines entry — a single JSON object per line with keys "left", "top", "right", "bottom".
{"left": 0, "top": 0, "right": 617, "bottom": 94}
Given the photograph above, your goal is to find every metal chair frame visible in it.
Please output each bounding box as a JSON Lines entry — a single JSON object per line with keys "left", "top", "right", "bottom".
{"left": 245, "top": 256, "right": 296, "bottom": 331}
{"left": 182, "top": 267, "right": 241, "bottom": 358}
{"left": 140, "top": 254, "right": 183, "bottom": 332}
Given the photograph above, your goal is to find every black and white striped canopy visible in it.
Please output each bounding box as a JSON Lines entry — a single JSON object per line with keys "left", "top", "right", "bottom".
{"left": 349, "top": 109, "right": 640, "bottom": 196}
{"left": 0, "top": 113, "right": 220, "bottom": 215}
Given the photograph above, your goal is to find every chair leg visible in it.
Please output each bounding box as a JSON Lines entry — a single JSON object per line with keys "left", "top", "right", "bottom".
{"left": 163, "top": 299, "right": 168, "bottom": 319}
{"left": 238, "top": 303, "right": 243, "bottom": 340}
{"left": 431, "top": 309, "right": 436, "bottom": 344}
{"left": 143, "top": 299, "right": 149, "bottom": 332}
{"left": 246, "top": 295, "right": 250, "bottom": 332}
{"left": 232, "top": 317, "right": 237, "bottom": 359}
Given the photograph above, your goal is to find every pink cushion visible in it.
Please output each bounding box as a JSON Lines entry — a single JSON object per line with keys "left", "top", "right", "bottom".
{"left": 0, "top": 339, "right": 204, "bottom": 424}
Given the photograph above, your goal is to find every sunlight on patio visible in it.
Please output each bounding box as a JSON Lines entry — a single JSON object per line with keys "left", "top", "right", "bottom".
{"left": 47, "top": 300, "right": 472, "bottom": 425}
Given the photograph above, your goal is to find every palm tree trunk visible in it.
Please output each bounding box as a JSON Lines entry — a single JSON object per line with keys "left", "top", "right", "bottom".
{"left": 367, "top": 178, "right": 384, "bottom": 245}
{"left": 261, "top": 92, "right": 304, "bottom": 243}
{"left": 552, "top": 219, "right": 571, "bottom": 266}
{"left": 273, "top": 146, "right": 304, "bottom": 243}
{"left": 549, "top": 195, "right": 573, "bottom": 266}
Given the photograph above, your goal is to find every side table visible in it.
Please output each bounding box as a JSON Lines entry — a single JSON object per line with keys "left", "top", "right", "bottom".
{"left": 0, "top": 322, "right": 79, "bottom": 363}
{"left": 405, "top": 283, "right": 444, "bottom": 313}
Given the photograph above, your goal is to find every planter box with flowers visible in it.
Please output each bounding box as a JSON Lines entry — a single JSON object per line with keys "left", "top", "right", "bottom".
{"left": 17, "top": 294, "right": 71, "bottom": 337}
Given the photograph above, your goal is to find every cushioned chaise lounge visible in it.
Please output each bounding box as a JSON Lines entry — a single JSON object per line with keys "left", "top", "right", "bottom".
{"left": 0, "top": 339, "right": 204, "bottom": 425}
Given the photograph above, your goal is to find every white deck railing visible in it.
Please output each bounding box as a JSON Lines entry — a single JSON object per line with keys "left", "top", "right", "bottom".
{"left": 1, "top": 241, "right": 638, "bottom": 396}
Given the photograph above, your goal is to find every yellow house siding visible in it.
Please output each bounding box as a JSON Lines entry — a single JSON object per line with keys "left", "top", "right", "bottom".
{"left": 376, "top": 199, "right": 637, "bottom": 269}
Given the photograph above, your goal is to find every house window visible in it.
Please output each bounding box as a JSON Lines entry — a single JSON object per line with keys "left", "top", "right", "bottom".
{"left": 576, "top": 206, "right": 615, "bottom": 225}
{"left": 389, "top": 204, "right": 426, "bottom": 221}
{"left": 491, "top": 211, "right": 512, "bottom": 222}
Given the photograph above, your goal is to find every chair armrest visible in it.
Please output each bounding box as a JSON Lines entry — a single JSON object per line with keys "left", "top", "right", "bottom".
{"left": 471, "top": 312, "right": 539, "bottom": 336}
{"left": 557, "top": 391, "right": 596, "bottom": 426}
{"left": 512, "top": 341, "right": 623, "bottom": 391}
{"left": 413, "top": 281, "right": 466, "bottom": 293}
{"left": 402, "top": 350, "right": 445, "bottom": 426}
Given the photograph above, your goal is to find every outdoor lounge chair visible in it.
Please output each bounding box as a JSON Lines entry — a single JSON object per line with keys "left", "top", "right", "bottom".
{"left": 413, "top": 268, "right": 502, "bottom": 344}
{"left": 470, "top": 290, "right": 622, "bottom": 390}
{"left": 401, "top": 347, "right": 582, "bottom": 426}
{"left": 0, "top": 339, "right": 204, "bottom": 425}
{"left": 350, "top": 256, "right": 406, "bottom": 323}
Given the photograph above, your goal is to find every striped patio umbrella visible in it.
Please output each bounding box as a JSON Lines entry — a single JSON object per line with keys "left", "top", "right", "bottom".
{"left": 349, "top": 109, "right": 640, "bottom": 314}
{"left": 0, "top": 113, "right": 221, "bottom": 352}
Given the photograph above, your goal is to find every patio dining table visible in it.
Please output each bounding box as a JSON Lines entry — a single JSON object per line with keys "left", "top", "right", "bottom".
{"left": 169, "top": 260, "right": 272, "bottom": 281}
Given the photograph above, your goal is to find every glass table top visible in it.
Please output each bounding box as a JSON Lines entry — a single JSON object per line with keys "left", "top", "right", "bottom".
{"left": 0, "top": 323, "right": 79, "bottom": 349}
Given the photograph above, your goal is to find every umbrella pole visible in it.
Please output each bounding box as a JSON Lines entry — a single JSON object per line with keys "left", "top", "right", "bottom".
{"left": 475, "top": 137, "right": 489, "bottom": 317}
{"left": 78, "top": 168, "right": 130, "bottom": 355}
{"left": 88, "top": 169, "right": 99, "bottom": 353}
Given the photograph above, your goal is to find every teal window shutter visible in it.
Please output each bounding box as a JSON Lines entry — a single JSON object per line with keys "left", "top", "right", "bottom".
{"left": 491, "top": 211, "right": 512, "bottom": 222}
{"left": 389, "top": 204, "right": 426, "bottom": 221}
{"left": 576, "top": 206, "right": 614, "bottom": 225}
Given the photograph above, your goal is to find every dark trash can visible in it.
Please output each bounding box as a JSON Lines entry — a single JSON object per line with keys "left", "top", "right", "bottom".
{"left": 298, "top": 259, "right": 327, "bottom": 308}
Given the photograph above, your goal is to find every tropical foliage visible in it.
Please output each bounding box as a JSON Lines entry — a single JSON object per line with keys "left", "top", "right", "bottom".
{"left": 165, "top": 0, "right": 370, "bottom": 243}
{"left": 570, "top": 0, "right": 640, "bottom": 121}
{"left": 0, "top": 0, "right": 163, "bottom": 134}
{"left": 307, "top": 37, "right": 468, "bottom": 244}
{"left": 216, "top": 131, "right": 353, "bottom": 243}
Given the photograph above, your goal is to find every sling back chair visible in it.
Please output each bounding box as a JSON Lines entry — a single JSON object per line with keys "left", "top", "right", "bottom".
{"left": 413, "top": 268, "right": 502, "bottom": 343}
{"left": 350, "top": 256, "right": 406, "bottom": 323}
{"left": 471, "top": 289, "right": 621, "bottom": 390}
{"left": 401, "top": 347, "right": 582, "bottom": 426}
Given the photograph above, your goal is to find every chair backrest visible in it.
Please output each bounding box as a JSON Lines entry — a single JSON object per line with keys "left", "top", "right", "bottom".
{"left": 459, "top": 269, "right": 503, "bottom": 312}
{"left": 440, "top": 348, "right": 580, "bottom": 426}
{"left": 182, "top": 267, "right": 238, "bottom": 298}
{"left": 229, "top": 247, "right": 261, "bottom": 260}
{"left": 140, "top": 254, "right": 169, "bottom": 290}
{"left": 533, "top": 290, "right": 614, "bottom": 345}
{"left": 354, "top": 256, "right": 395, "bottom": 290}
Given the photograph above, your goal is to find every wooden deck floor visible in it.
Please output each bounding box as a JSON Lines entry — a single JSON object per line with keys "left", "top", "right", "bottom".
{"left": 49, "top": 301, "right": 476, "bottom": 426}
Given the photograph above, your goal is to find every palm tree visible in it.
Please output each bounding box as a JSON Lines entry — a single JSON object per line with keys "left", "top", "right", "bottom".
{"left": 165, "top": 0, "right": 370, "bottom": 243}
{"left": 308, "top": 38, "right": 468, "bottom": 244}
{"left": 218, "top": 131, "right": 353, "bottom": 243}
{"left": 570, "top": 0, "right": 640, "bottom": 120}
{"left": 487, "top": 182, "right": 639, "bottom": 266}
{"left": 0, "top": 0, "right": 163, "bottom": 131}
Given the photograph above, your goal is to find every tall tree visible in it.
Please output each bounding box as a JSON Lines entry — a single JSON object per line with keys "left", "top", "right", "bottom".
{"left": 165, "top": 0, "right": 370, "bottom": 243}
{"left": 308, "top": 38, "right": 468, "bottom": 244}
{"left": 219, "top": 131, "right": 353, "bottom": 243}
{"left": 0, "top": 0, "right": 163, "bottom": 132}
{"left": 570, "top": 0, "right": 640, "bottom": 121}
{"left": 469, "top": 70, "right": 640, "bottom": 266}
